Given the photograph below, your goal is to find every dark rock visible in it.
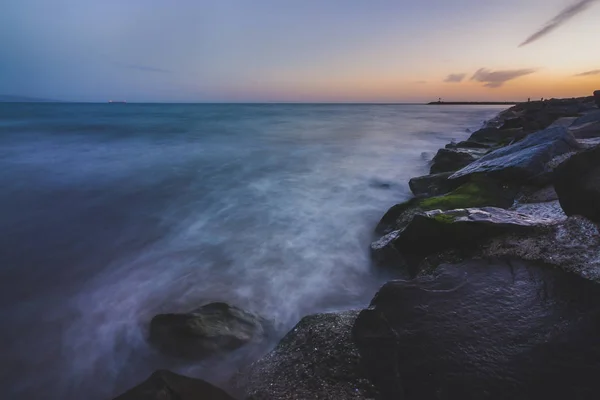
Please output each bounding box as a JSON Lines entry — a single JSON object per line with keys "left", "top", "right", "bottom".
{"left": 113, "top": 370, "right": 236, "bottom": 400}
{"left": 149, "top": 302, "right": 269, "bottom": 360}
{"left": 235, "top": 311, "right": 377, "bottom": 400}
{"left": 429, "top": 148, "right": 483, "bottom": 174}
{"left": 518, "top": 185, "right": 559, "bottom": 203}
{"left": 353, "top": 259, "right": 600, "bottom": 399}
{"left": 446, "top": 140, "right": 490, "bottom": 149}
{"left": 450, "top": 126, "right": 580, "bottom": 184}
{"left": 554, "top": 144, "right": 600, "bottom": 222}
{"left": 467, "top": 127, "right": 525, "bottom": 147}
{"left": 371, "top": 207, "right": 554, "bottom": 267}
{"left": 408, "top": 172, "right": 460, "bottom": 197}
{"left": 595, "top": 90, "right": 600, "bottom": 108}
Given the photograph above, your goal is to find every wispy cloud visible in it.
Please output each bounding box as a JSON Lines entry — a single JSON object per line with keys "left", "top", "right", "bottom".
{"left": 519, "top": 0, "right": 598, "bottom": 47}
{"left": 118, "top": 63, "right": 172, "bottom": 73}
{"left": 471, "top": 68, "right": 537, "bottom": 88}
{"left": 574, "top": 69, "right": 600, "bottom": 77}
{"left": 444, "top": 73, "right": 466, "bottom": 83}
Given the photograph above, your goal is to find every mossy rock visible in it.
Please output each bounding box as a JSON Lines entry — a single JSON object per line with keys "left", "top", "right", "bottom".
{"left": 417, "top": 177, "right": 517, "bottom": 211}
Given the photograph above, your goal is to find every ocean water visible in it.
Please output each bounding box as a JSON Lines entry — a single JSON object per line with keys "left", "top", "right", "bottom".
{"left": 0, "top": 103, "right": 505, "bottom": 399}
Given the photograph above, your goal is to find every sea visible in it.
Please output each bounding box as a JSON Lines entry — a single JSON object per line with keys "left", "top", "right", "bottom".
{"left": 0, "top": 103, "right": 506, "bottom": 399}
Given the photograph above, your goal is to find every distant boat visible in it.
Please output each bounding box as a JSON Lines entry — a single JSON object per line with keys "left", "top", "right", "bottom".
{"left": 108, "top": 100, "right": 127, "bottom": 103}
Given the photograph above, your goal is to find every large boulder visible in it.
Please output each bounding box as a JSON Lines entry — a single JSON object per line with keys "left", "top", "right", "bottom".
{"left": 371, "top": 207, "right": 554, "bottom": 267}
{"left": 429, "top": 148, "right": 483, "bottom": 174}
{"left": 594, "top": 90, "right": 600, "bottom": 108}
{"left": 149, "top": 302, "right": 270, "bottom": 359}
{"left": 449, "top": 126, "right": 580, "bottom": 184}
{"left": 353, "top": 259, "right": 600, "bottom": 399}
{"left": 235, "top": 311, "right": 377, "bottom": 400}
{"left": 113, "top": 370, "right": 236, "bottom": 400}
{"left": 554, "top": 144, "right": 600, "bottom": 222}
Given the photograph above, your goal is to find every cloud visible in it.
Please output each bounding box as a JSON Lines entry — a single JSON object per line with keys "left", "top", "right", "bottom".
{"left": 574, "top": 69, "right": 600, "bottom": 77}
{"left": 471, "top": 68, "right": 537, "bottom": 88}
{"left": 519, "top": 0, "right": 598, "bottom": 47}
{"left": 444, "top": 73, "right": 466, "bottom": 83}
{"left": 118, "top": 63, "right": 172, "bottom": 73}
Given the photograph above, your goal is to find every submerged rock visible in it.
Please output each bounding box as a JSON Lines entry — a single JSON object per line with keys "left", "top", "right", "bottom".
{"left": 149, "top": 302, "right": 269, "bottom": 360}
{"left": 450, "top": 126, "right": 580, "bottom": 184}
{"left": 371, "top": 207, "right": 554, "bottom": 268}
{"left": 353, "top": 259, "right": 600, "bottom": 399}
{"left": 113, "top": 370, "right": 235, "bottom": 400}
{"left": 429, "top": 148, "right": 483, "bottom": 174}
{"left": 235, "top": 311, "right": 377, "bottom": 400}
{"left": 554, "top": 144, "right": 600, "bottom": 222}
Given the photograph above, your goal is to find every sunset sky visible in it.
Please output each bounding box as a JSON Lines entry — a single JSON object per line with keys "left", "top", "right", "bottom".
{"left": 1, "top": 0, "right": 599, "bottom": 102}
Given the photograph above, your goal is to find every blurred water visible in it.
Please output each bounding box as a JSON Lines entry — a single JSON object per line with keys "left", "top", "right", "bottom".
{"left": 0, "top": 103, "right": 505, "bottom": 399}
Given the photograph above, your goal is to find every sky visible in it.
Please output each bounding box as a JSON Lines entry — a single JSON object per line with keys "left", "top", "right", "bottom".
{"left": 1, "top": 0, "right": 599, "bottom": 102}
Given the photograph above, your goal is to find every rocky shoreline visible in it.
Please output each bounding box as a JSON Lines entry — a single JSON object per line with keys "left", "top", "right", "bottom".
{"left": 114, "top": 94, "right": 600, "bottom": 399}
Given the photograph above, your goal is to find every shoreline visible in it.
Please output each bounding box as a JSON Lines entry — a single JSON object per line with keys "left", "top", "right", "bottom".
{"left": 115, "top": 94, "right": 600, "bottom": 400}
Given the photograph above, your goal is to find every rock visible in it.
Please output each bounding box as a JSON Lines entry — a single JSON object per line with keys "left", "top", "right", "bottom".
{"left": 371, "top": 207, "right": 554, "bottom": 267}
{"left": 517, "top": 185, "right": 559, "bottom": 203}
{"left": 353, "top": 259, "right": 600, "bottom": 399}
{"left": 450, "top": 126, "right": 580, "bottom": 185}
{"left": 595, "top": 90, "right": 600, "bottom": 108}
{"left": 568, "top": 110, "right": 600, "bottom": 138}
{"left": 446, "top": 140, "right": 490, "bottom": 149}
{"left": 149, "top": 302, "right": 269, "bottom": 360}
{"left": 377, "top": 178, "right": 520, "bottom": 235}
{"left": 429, "top": 148, "right": 483, "bottom": 174}
{"left": 554, "top": 144, "right": 600, "bottom": 222}
{"left": 235, "top": 311, "right": 377, "bottom": 400}
{"left": 113, "top": 370, "right": 236, "bottom": 400}
{"left": 466, "top": 127, "right": 525, "bottom": 147}
{"left": 408, "top": 172, "right": 460, "bottom": 197}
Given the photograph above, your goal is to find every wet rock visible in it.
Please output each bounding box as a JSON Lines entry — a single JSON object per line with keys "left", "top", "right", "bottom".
{"left": 408, "top": 172, "right": 460, "bottom": 197}
{"left": 517, "top": 185, "right": 559, "bottom": 203}
{"left": 371, "top": 207, "right": 554, "bottom": 267}
{"left": 595, "top": 90, "right": 600, "bottom": 108}
{"left": 554, "top": 144, "right": 600, "bottom": 222}
{"left": 113, "top": 370, "right": 236, "bottom": 400}
{"left": 149, "top": 302, "right": 269, "bottom": 360}
{"left": 353, "top": 259, "right": 600, "bottom": 399}
{"left": 450, "top": 126, "right": 580, "bottom": 185}
{"left": 235, "top": 311, "right": 377, "bottom": 400}
{"left": 429, "top": 148, "right": 483, "bottom": 174}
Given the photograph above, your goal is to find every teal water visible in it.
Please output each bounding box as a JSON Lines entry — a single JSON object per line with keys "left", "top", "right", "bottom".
{"left": 0, "top": 103, "right": 505, "bottom": 399}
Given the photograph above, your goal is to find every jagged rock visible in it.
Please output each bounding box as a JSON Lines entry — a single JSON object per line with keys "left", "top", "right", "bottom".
{"left": 408, "top": 172, "right": 460, "bottom": 197}
{"left": 429, "top": 148, "right": 483, "bottom": 174}
{"left": 371, "top": 207, "right": 554, "bottom": 267}
{"left": 594, "top": 90, "right": 600, "bottom": 108}
{"left": 235, "top": 311, "right": 377, "bottom": 400}
{"left": 450, "top": 126, "right": 580, "bottom": 184}
{"left": 149, "top": 302, "right": 269, "bottom": 360}
{"left": 113, "top": 370, "right": 236, "bottom": 400}
{"left": 352, "top": 259, "right": 600, "bottom": 399}
{"left": 554, "top": 144, "right": 600, "bottom": 222}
